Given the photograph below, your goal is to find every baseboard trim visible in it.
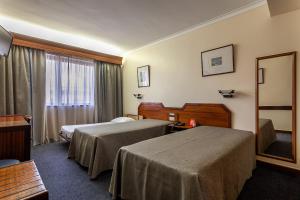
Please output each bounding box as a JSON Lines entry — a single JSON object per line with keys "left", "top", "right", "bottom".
{"left": 257, "top": 160, "right": 300, "bottom": 175}
{"left": 275, "top": 129, "right": 292, "bottom": 134}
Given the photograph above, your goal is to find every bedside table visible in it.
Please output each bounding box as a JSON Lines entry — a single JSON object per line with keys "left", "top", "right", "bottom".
{"left": 167, "top": 124, "right": 195, "bottom": 134}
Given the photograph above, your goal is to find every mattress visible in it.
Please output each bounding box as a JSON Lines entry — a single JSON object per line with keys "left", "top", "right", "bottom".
{"left": 60, "top": 122, "right": 114, "bottom": 140}
{"left": 68, "top": 119, "right": 170, "bottom": 179}
{"left": 109, "top": 126, "right": 255, "bottom": 200}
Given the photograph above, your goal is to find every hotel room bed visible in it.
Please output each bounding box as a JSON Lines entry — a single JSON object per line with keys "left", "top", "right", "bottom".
{"left": 109, "top": 126, "right": 255, "bottom": 200}
{"left": 258, "top": 118, "right": 277, "bottom": 154}
{"left": 60, "top": 117, "right": 136, "bottom": 141}
{"left": 60, "top": 122, "right": 113, "bottom": 140}
{"left": 68, "top": 119, "right": 170, "bottom": 179}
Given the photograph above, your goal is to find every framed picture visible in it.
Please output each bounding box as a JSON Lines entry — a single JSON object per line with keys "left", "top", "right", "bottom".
{"left": 258, "top": 68, "right": 264, "bottom": 84}
{"left": 201, "top": 44, "right": 234, "bottom": 77}
{"left": 137, "top": 65, "right": 150, "bottom": 87}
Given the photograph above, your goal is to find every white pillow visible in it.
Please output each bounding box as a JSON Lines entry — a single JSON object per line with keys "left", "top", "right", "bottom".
{"left": 111, "top": 117, "right": 135, "bottom": 123}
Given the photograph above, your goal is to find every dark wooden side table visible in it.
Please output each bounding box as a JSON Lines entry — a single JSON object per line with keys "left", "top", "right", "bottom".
{"left": 0, "top": 160, "right": 48, "bottom": 200}
{"left": 167, "top": 124, "right": 196, "bottom": 134}
{"left": 0, "top": 115, "right": 31, "bottom": 161}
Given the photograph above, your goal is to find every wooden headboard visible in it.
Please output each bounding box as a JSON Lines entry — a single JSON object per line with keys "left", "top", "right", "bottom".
{"left": 138, "top": 102, "right": 231, "bottom": 128}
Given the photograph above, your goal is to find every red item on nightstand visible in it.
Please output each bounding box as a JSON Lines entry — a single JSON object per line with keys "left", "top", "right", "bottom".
{"left": 189, "top": 119, "right": 196, "bottom": 127}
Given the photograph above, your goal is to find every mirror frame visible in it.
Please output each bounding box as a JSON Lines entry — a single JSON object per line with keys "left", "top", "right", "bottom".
{"left": 255, "top": 51, "right": 297, "bottom": 163}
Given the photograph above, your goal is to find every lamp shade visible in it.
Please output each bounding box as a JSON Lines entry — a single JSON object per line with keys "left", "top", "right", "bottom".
{"left": 0, "top": 25, "right": 12, "bottom": 56}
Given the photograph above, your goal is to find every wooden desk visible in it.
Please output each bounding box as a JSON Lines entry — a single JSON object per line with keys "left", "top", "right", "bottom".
{"left": 0, "top": 115, "right": 31, "bottom": 161}
{"left": 0, "top": 160, "right": 48, "bottom": 200}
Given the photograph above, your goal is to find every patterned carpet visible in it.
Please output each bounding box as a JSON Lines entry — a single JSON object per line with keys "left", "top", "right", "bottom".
{"left": 32, "top": 142, "right": 300, "bottom": 200}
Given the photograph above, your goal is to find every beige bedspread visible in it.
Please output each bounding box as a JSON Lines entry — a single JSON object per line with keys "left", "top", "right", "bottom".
{"left": 109, "top": 126, "right": 255, "bottom": 200}
{"left": 258, "top": 118, "right": 276, "bottom": 154}
{"left": 68, "top": 119, "right": 170, "bottom": 179}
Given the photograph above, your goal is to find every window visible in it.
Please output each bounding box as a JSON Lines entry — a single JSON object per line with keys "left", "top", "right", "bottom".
{"left": 46, "top": 53, "right": 95, "bottom": 106}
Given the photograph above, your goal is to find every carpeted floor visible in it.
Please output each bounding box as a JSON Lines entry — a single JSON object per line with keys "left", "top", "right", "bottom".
{"left": 265, "top": 132, "right": 292, "bottom": 159}
{"left": 32, "top": 142, "right": 111, "bottom": 200}
{"left": 32, "top": 143, "right": 300, "bottom": 200}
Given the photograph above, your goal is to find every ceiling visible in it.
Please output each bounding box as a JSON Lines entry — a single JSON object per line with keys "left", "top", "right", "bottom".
{"left": 0, "top": 0, "right": 263, "bottom": 55}
{"left": 267, "top": 0, "right": 300, "bottom": 16}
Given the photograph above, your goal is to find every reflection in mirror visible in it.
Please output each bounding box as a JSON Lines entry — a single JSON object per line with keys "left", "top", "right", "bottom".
{"left": 256, "top": 52, "right": 296, "bottom": 162}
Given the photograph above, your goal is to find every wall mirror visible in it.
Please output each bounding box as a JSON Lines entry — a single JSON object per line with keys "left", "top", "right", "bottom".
{"left": 256, "top": 52, "right": 296, "bottom": 162}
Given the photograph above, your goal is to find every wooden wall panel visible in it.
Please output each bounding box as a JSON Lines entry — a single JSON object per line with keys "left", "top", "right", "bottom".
{"left": 12, "top": 33, "right": 123, "bottom": 65}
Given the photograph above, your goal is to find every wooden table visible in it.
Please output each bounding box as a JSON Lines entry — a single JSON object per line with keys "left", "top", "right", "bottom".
{"left": 0, "top": 160, "right": 48, "bottom": 200}
{"left": 0, "top": 115, "right": 31, "bottom": 161}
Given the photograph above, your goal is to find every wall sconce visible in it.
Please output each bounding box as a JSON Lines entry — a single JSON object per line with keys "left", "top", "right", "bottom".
{"left": 133, "top": 93, "right": 143, "bottom": 99}
{"left": 218, "top": 90, "right": 235, "bottom": 98}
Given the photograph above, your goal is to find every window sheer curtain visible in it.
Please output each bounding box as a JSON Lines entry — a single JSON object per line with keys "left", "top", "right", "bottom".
{"left": 46, "top": 54, "right": 94, "bottom": 106}
{"left": 45, "top": 54, "right": 95, "bottom": 142}
{"left": 43, "top": 56, "right": 123, "bottom": 142}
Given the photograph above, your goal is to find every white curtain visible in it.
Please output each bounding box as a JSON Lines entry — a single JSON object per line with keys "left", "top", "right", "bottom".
{"left": 45, "top": 54, "right": 96, "bottom": 142}
{"left": 45, "top": 106, "right": 94, "bottom": 142}
{"left": 46, "top": 54, "right": 94, "bottom": 106}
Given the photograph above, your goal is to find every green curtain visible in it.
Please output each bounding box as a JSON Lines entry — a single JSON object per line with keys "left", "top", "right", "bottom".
{"left": 0, "top": 46, "right": 31, "bottom": 115}
{"left": 0, "top": 45, "right": 46, "bottom": 145}
{"left": 29, "top": 49, "right": 47, "bottom": 145}
{"left": 94, "top": 61, "right": 123, "bottom": 122}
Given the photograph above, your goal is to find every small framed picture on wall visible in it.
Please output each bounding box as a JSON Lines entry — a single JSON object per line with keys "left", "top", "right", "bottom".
{"left": 201, "top": 44, "right": 234, "bottom": 77}
{"left": 137, "top": 65, "right": 150, "bottom": 87}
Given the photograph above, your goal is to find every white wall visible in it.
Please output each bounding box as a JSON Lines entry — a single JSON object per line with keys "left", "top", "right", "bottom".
{"left": 122, "top": 5, "right": 300, "bottom": 169}
{"left": 259, "top": 55, "right": 292, "bottom": 106}
{"left": 259, "top": 110, "right": 292, "bottom": 131}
